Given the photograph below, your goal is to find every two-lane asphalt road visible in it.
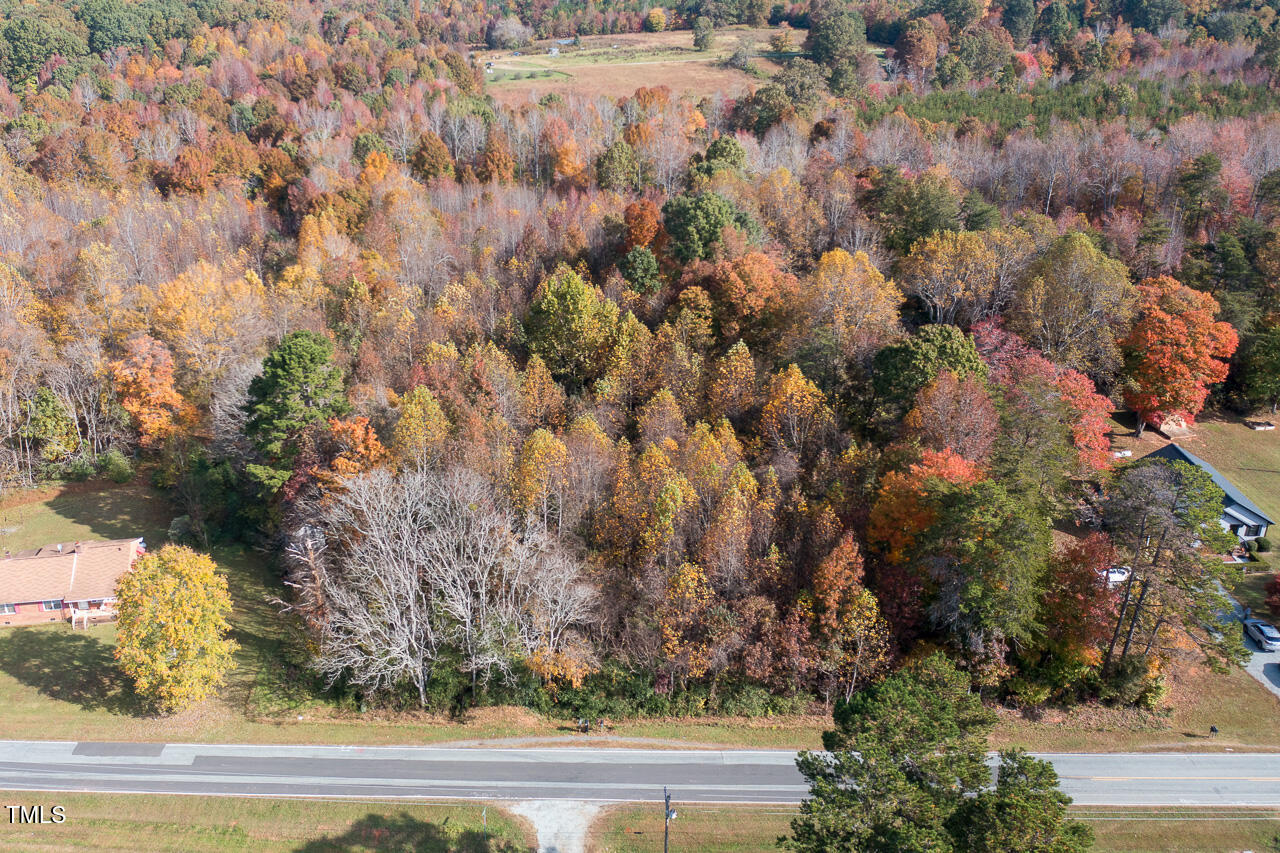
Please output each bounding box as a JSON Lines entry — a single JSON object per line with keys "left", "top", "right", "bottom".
{"left": 2, "top": 741, "right": 1279, "bottom": 806}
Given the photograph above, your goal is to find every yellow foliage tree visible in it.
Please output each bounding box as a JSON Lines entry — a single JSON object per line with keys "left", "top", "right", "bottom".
{"left": 512, "top": 427, "right": 570, "bottom": 530}
{"left": 519, "top": 354, "right": 566, "bottom": 429}
{"left": 807, "top": 248, "right": 903, "bottom": 363}
{"left": 391, "top": 386, "right": 450, "bottom": 467}
{"left": 73, "top": 242, "right": 145, "bottom": 347}
{"left": 113, "top": 545, "right": 237, "bottom": 713}
{"left": 707, "top": 339, "right": 757, "bottom": 417}
{"left": 760, "top": 364, "right": 833, "bottom": 455}
{"left": 659, "top": 561, "right": 714, "bottom": 683}
{"left": 149, "top": 260, "right": 267, "bottom": 389}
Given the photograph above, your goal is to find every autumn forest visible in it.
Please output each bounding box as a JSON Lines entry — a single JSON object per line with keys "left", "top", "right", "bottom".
{"left": 1, "top": 0, "right": 1278, "bottom": 719}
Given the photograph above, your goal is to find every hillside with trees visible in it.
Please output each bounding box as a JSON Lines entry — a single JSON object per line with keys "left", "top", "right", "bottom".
{"left": 0, "top": 0, "right": 1276, "bottom": 721}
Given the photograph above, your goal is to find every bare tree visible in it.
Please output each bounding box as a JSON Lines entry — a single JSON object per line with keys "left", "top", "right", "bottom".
{"left": 286, "top": 467, "right": 597, "bottom": 705}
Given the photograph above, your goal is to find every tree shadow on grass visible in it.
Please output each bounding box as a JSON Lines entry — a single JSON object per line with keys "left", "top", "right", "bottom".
{"left": 293, "top": 812, "right": 531, "bottom": 852}
{"left": 39, "top": 480, "right": 172, "bottom": 545}
{"left": 0, "top": 627, "right": 146, "bottom": 715}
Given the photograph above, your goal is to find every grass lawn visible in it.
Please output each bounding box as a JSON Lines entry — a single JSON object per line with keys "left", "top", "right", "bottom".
{"left": 0, "top": 791, "right": 532, "bottom": 852}
{"left": 1074, "top": 807, "right": 1280, "bottom": 852}
{"left": 0, "top": 478, "right": 172, "bottom": 553}
{"left": 992, "top": 664, "right": 1280, "bottom": 753}
{"left": 1236, "top": 571, "right": 1276, "bottom": 617}
{"left": 589, "top": 803, "right": 795, "bottom": 852}
{"left": 587, "top": 804, "right": 1280, "bottom": 852}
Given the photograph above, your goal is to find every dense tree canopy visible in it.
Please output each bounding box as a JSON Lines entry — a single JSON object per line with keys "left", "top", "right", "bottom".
{"left": 0, "top": 0, "right": 1276, "bottom": 738}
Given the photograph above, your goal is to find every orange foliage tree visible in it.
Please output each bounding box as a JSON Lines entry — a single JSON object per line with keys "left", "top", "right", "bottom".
{"left": 109, "top": 335, "right": 185, "bottom": 449}
{"left": 1122, "top": 276, "right": 1238, "bottom": 435}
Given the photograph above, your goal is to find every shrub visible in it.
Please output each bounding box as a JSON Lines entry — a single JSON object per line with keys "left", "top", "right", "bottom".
{"left": 99, "top": 449, "right": 134, "bottom": 483}
{"left": 167, "top": 514, "right": 195, "bottom": 544}
{"left": 1256, "top": 535, "right": 1272, "bottom": 553}
{"left": 1100, "top": 655, "right": 1165, "bottom": 709}
{"left": 1007, "top": 677, "right": 1052, "bottom": 709}
{"left": 64, "top": 456, "right": 96, "bottom": 482}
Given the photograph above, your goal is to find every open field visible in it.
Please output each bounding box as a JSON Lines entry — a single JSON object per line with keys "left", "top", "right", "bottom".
{"left": 477, "top": 27, "right": 781, "bottom": 106}
{"left": 0, "top": 791, "right": 532, "bottom": 852}
{"left": 587, "top": 804, "right": 1280, "bottom": 852}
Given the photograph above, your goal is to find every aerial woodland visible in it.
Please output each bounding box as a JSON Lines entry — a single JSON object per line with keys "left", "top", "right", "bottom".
{"left": 1, "top": 0, "right": 1277, "bottom": 715}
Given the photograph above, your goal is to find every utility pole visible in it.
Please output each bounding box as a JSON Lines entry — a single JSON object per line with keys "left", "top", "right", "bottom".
{"left": 663, "top": 786, "right": 677, "bottom": 853}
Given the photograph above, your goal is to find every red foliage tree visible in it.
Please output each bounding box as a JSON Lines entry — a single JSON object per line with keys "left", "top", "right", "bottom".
{"left": 1042, "top": 532, "right": 1118, "bottom": 650}
{"left": 1265, "top": 574, "right": 1280, "bottom": 616}
{"left": 903, "top": 370, "right": 999, "bottom": 465}
{"left": 1121, "top": 276, "right": 1238, "bottom": 435}
{"left": 1056, "top": 368, "right": 1113, "bottom": 472}
{"left": 974, "top": 319, "right": 1114, "bottom": 473}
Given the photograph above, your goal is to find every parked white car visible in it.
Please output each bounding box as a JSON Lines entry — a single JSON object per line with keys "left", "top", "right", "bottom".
{"left": 1244, "top": 618, "right": 1280, "bottom": 652}
{"left": 1100, "top": 565, "right": 1131, "bottom": 587}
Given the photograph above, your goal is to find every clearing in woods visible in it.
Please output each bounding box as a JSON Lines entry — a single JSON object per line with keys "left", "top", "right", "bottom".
{"left": 477, "top": 27, "right": 783, "bottom": 105}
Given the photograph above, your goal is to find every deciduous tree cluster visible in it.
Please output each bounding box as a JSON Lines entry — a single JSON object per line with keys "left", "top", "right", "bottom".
{"left": 0, "top": 0, "right": 1267, "bottom": 715}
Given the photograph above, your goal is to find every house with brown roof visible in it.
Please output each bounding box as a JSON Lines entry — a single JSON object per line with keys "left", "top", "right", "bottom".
{"left": 0, "top": 538, "right": 144, "bottom": 628}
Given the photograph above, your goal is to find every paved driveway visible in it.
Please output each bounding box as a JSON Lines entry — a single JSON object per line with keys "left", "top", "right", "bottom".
{"left": 1243, "top": 630, "right": 1280, "bottom": 699}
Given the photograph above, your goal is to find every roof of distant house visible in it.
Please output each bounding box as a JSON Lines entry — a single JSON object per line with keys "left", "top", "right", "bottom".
{"left": 1142, "top": 444, "right": 1275, "bottom": 526}
{"left": 0, "top": 538, "right": 143, "bottom": 605}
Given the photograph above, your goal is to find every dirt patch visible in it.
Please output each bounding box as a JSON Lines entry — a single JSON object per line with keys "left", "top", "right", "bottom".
{"left": 509, "top": 799, "right": 603, "bottom": 853}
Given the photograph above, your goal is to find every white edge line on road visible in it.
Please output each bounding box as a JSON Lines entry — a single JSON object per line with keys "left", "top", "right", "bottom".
{"left": 2, "top": 786, "right": 1277, "bottom": 810}
{"left": 2, "top": 741, "right": 1275, "bottom": 759}
{"left": 0, "top": 786, "right": 799, "bottom": 805}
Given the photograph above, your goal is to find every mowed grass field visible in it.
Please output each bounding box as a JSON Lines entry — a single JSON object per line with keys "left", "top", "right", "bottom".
{"left": 587, "top": 804, "right": 1280, "bottom": 853}
{"left": 0, "top": 791, "right": 533, "bottom": 852}
{"left": 477, "top": 27, "right": 782, "bottom": 106}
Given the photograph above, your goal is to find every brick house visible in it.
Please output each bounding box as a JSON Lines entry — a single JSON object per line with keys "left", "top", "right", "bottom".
{"left": 0, "top": 538, "right": 144, "bottom": 628}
